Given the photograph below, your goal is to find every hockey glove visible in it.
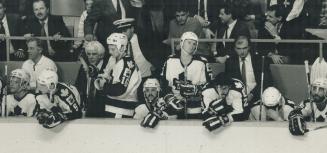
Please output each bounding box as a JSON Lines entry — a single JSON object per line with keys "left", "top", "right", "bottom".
{"left": 208, "top": 99, "right": 233, "bottom": 116}
{"left": 36, "top": 109, "right": 52, "bottom": 125}
{"left": 42, "top": 112, "right": 65, "bottom": 129}
{"left": 180, "top": 83, "right": 198, "bottom": 97}
{"left": 203, "top": 114, "right": 232, "bottom": 132}
{"left": 141, "top": 112, "right": 160, "bottom": 128}
{"left": 164, "top": 94, "right": 185, "bottom": 111}
{"left": 288, "top": 109, "right": 308, "bottom": 136}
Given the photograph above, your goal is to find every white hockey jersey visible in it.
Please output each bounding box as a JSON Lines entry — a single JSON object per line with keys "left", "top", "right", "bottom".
{"left": 3, "top": 93, "right": 37, "bottom": 117}
{"left": 300, "top": 100, "right": 327, "bottom": 122}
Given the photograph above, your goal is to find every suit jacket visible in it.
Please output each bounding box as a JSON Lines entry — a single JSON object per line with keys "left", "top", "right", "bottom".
{"left": 0, "top": 13, "right": 25, "bottom": 61}
{"left": 225, "top": 52, "right": 273, "bottom": 103}
{"left": 23, "top": 15, "right": 72, "bottom": 61}
{"left": 84, "top": 0, "right": 132, "bottom": 46}
{"left": 216, "top": 20, "right": 250, "bottom": 57}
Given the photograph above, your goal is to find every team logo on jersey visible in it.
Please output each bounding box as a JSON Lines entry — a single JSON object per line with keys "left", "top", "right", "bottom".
{"left": 127, "top": 61, "right": 135, "bottom": 69}
{"left": 60, "top": 89, "right": 69, "bottom": 97}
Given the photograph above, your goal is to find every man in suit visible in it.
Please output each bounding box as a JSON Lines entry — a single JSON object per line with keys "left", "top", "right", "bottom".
{"left": 0, "top": 0, "right": 25, "bottom": 61}
{"left": 225, "top": 35, "right": 273, "bottom": 110}
{"left": 214, "top": 3, "right": 250, "bottom": 63}
{"left": 23, "top": 0, "right": 72, "bottom": 61}
{"left": 84, "top": 0, "right": 132, "bottom": 48}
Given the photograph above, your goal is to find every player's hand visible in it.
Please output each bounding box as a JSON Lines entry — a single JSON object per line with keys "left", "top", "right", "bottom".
{"left": 288, "top": 109, "right": 308, "bottom": 135}
{"left": 266, "top": 109, "right": 283, "bottom": 121}
{"left": 48, "top": 49, "right": 56, "bottom": 56}
{"left": 164, "top": 94, "right": 185, "bottom": 111}
{"left": 24, "top": 33, "right": 34, "bottom": 39}
{"left": 140, "top": 112, "right": 160, "bottom": 128}
{"left": 203, "top": 114, "right": 232, "bottom": 132}
{"left": 214, "top": 55, "right": 229, "bottom": 63}
{"left": 36, "top": 110, "right": 51, "bottom": 125}
{"left": 42, "top": 113, "right": 64, "bottom": 129}
{"left": 207, "top": 99, "right": 233, "bottom": 116}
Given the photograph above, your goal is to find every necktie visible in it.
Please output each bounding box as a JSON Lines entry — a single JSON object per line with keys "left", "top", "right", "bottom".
{"left": 0, "top": 21, "right": 5, "bottom": 34}
{"left": 241, "top": 57, "right": 247, "bottom": 94}
{"left": 116, "top": 0, "right": 122, "bottom": 19}
{"left": 40, "top": 21, "right": 48, "bottom": 55}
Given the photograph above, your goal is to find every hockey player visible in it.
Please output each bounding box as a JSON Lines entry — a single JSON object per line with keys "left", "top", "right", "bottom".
{"left": 36, "top": 70, "right": 82, "bottom": 128}
{"left": 161, "top": 31, "right": 212, "bottom": 119}
{"left": 134, "top": 78, "right": 178, "bottom": 128}
{"left": 201, "top": 72, "right": 248, "bottom": 131}
{"left": 251, "top": 87, "right": 295, "bottom": 121}
{"left": 289, "top": 78, "right": 327, "bottom": 135}
{"left": 94, "top": 33, "right": 142, "bottom": 118}
{"left": 2, "top": 69, "right": 37, "bottom": 117}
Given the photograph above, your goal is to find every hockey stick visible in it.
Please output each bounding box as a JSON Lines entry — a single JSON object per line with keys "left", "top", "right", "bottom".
{"left": 259, "top": 56, "right": 265, "bottom": 121}
{"left": 2, "top": 65, "right": 8, "bottom": 117}
{"left": 304, "top": 60, "right": 315, "bottom": 122}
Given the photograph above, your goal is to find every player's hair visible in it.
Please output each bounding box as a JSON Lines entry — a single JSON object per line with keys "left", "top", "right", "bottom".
{"left": 26, "top": 37, "right": 43, "bottom": 50}
{"left": 32, "top": 0, "right": 50, "bottom": 9}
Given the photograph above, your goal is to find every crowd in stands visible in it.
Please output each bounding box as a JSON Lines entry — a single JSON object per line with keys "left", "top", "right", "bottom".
{"left": 1, "top": 0, "right": 327, "bottom": 130}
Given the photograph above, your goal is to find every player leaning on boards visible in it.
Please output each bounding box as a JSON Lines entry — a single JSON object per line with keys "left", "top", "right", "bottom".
{"left": 35, "top": 70, "right": 82, "bottom": 128}
{"left": 2, "top": 69, "right": 37, "bottom": 117}
{"left": 289, "top": 78, "right": 327, "bottom": 135}
{"left": 161, "top": 31, "right": 212, "bottom": 119}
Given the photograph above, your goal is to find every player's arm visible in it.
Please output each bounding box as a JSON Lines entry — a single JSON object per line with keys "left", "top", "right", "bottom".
{"left": 103, "top": 60, "right": 130, "bottom": 96}
{"left": 226, "top": 90, "right": 245, "bottom": 121}
{"left": 26, "top": 94, "right": 37, "bottom": 117}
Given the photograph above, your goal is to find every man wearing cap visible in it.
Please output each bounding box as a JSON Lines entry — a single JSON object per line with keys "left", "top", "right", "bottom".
{"left": 84, "top": 0, "right": 132, "bottom": 46}
{"left": 113, "top": 18, "right": 153, "bottom": 79}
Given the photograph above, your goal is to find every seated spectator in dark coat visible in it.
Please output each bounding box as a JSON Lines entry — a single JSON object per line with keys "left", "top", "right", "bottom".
{"left": 75, "top": 41, "right": 108, "bottom": 117}
{"left": 213, "top": 3, "right": 250, "bottom": 63}
{"left": 0, "top": 0, "right": 25, "bottom": 61}
{"left": 23, "top": 0, "right": 72, "bottom": 61}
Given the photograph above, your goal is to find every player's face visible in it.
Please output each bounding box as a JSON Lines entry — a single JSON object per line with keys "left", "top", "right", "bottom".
{"left": 27, "top": 41, "right": 42, "bottom": 61}
{"left": 86, "top": 48, "right": 101, "bottom": 65}
{"left": 216, "top": 85, "right": 230, "bottom": 98}
{"left": 144, "top": 87, "right": 159, "bottom": 102}
{"left": 9, "top": 77, "right": 22, "bottom": 93}
{"left": 175, "top": 11, "right": 188, "bottom": 25}
{"left": 37, "top": 83, "right": 50, "bottom": 94}
{"left": 235, "top": 39, "right": 250, "bottom": 58}
{"left": 108, "top": 44, "right": 124, "bottom": 59}
{"left": 219, "top": 8, "right": 232, "bottom": 24}
{"left": 85, "top": 0, "right": 93, "bottom": 13}
{"left": 33, "top": 1, "right": 49, "bottom": 21}
{"left": 311, "top": 86, "right": 326, "bottom": 102}
{"left": 182, "top": 39, "right": 197, "bottom": 54}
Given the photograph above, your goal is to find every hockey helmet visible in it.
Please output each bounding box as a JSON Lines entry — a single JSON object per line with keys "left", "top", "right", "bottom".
{"left": 10, "top": 69, "right": 30, "bottom": 85}
{"left": 106, "top": 33, "right": 128, "bottom": 51}
{"left": 311, "top": 78, "right": 327, "bottom": 97}
{"left": 262, "top": 87, "right": 282, "bottom": 107}
{"left": 37, "top": 69, "right": 58, "bottom": 92}
{"left": 180, "top": 31, "right": 198, "bottom": 53}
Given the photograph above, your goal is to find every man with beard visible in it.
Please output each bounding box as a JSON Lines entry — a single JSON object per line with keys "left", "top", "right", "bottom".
{"left": 23, "top": 0, "right": 72, "bottom": 61}
{"left": 289, "top": 78, "right": 327, "bottom": 135}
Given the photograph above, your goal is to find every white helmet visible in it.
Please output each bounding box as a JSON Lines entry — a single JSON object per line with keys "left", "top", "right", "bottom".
{"left": 10, "top": 69, "right": 30, "bottom": 85}
{"left": 262, "top": 87, "right": 282, "bottom": 107}
{"left": 143, "top": 78, "right": 160, "bottom": 92}
{"left": 106, "top": 33, "right": 128, "bottom": 51}
{"left": 37, "top": 70, "right": 58, "bottom": 91}
{"left": 180, "top": 31, "right": 198, "bottom": 53}
{"left": 312, "top": 78, "right": 327, "bottom": 89}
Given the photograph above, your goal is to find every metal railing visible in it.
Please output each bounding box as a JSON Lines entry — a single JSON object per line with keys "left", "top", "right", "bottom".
{"left": 1, "top": 36, "right": 326, "bottom": 61}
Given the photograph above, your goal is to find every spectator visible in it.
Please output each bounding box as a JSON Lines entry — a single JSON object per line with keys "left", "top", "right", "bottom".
{"left": 72, "top": 0, "right": 94, "bottom": 50}
{"left": 0, "top": 0, "right": 25, "bottom": 61}
{"left": 113, "top": 18, "right": 153, "bottom": 78}
{"left": 214, "top": 3, "right": 250, "bottom": 63}
{"left": 75, "top": 41, "right": 108, "bottom": 117}
{"left": 166, "top": 3, "right": 209, "bottom": 57}
{"left": 84, "top": 0, "right": 132, "bottom": 47}
{"left": 225, "top": 35, "right": 272, "bottom": 108}
{"left": 23, "top": 0, "right": 72, "bottom": 61}
{"left": 22, "top": 37, "right": 57, "bottom": 89}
